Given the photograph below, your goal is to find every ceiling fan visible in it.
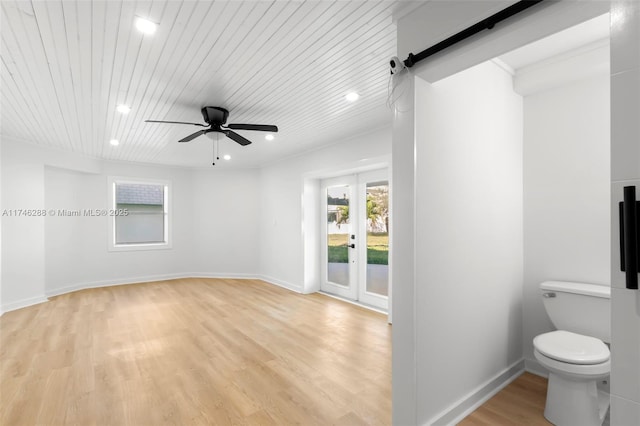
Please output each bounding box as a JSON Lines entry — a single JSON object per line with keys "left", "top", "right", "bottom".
{"left": 145, "top": 106, "right": 278, "bottom": 145}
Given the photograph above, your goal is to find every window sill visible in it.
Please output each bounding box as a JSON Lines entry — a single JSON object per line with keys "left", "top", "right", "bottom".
{"left": 108, "top": 242, "right": 172, "bottom": 252}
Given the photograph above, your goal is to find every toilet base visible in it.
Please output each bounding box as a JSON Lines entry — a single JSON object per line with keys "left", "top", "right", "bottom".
{"left": 544, "top": 372, "right": 609, "bottom": 426}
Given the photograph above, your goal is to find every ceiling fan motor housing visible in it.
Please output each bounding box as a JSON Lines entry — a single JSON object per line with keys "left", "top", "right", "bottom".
{"left": 201, "top": 106, "right": 229, "bottom": 125}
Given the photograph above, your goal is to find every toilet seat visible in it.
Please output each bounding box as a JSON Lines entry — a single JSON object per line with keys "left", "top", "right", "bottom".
{"left": 533, "top": 330, "right": 609, "bottom": 365}
{"left": 534, "top": 349, "right": 611, "bottom": 378}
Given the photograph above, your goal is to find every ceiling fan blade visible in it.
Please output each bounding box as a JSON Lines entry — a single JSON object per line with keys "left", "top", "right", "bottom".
{"left": 179, "top": 130, "right": 207, "bottom": 143}
{"left": 227, "top": 123, "right": 278, "bottom": 132}
{"left": 225, "top": 130, "right": 252, "bottom": 146}
{"left": 145, "top": 119, "right": 208, "bottom": 127}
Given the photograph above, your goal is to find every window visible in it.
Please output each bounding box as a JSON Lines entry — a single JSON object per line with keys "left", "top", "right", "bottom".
{"left": 108, "top": 177, "right": 171, "bottom": 251}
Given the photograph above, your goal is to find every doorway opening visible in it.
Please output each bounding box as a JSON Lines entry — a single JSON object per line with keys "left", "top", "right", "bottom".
{"left": 320, "top": 169, "right": 390, "bottom": 311}
{"left": 407, "top": 11, "right": 611, "bottom": 425}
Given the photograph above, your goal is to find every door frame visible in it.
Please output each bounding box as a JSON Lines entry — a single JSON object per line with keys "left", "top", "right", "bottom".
{"left": 320, "top": 169, "right": 390, "bottom": 310}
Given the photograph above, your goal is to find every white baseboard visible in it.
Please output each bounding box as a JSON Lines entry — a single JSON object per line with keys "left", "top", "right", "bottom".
{"left": 257, "top": 275, "right": 303, "bottom": 293}
{"left": 3, "top": 273, "right": 303, "bottom": 315}
{"left": 44, "top": 272, "right": 191, "bottom": 298}
{"left": 189, "top": 272, "right": 259, "bottom": 280}
{"left": 428, "top": 359, "right": 526, "bottom": 425}
{"left": 318, "top": 291, "right": 388, "bottom": 315}
{"left": 192, "top": 273, "right": 303, "bottom": 293}
{"left": 1, "top": 295, "right": 49, "bottom": 314}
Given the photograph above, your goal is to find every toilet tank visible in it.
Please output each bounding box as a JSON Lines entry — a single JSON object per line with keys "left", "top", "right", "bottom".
{"left": 540, "top": 281, "right": 611, "bottom": 343}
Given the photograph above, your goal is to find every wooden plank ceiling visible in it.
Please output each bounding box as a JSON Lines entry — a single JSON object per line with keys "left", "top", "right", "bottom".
{"left": 1, "top": 1, "right": 404, "bottom": 168}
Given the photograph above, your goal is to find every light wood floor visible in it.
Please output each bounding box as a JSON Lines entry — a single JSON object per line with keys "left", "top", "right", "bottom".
{"left": 459, "top": 372, "right": 551, "bottom": 425}
{"left": 0, "top": 278, "right": 391, "bottom": 425}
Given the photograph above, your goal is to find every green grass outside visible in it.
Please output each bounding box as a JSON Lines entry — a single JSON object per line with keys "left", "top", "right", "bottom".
{"left": 327, "top": 232, "right": 388, "bottom": 265}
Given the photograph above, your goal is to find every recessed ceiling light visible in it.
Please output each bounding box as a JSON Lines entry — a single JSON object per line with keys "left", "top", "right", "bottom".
{"left": 109, "top": 139, "right": 119, "bottom": 146}
{"left": 223, "top": 154, "right": 231, "bottom": 161}
{"left": 135, "top": 17, "right": 157, "bottom": 34}
{"left": 116, "top": 104, "right": 131, "bottom": 114}
{"left": 345, "top": 92, "right": 359, "bottom": 102}
{"left": 265, "top": 134, "right": 275, "bottom": 141}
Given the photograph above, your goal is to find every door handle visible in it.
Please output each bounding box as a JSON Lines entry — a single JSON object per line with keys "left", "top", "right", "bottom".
{"left": 619, "top": 186, "right": 639, "bottom": 290}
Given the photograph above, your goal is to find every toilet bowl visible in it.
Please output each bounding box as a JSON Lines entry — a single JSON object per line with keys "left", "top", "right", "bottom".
{"left": 533, "top": 330, "right": 610, "bottom": 426}
{"left": 533, "top": 281, "right": 611, "bottom": 426}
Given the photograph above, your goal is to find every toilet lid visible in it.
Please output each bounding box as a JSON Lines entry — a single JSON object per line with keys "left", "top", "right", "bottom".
{"left": 534, "top": 330, "right": 610, "bottom": 365}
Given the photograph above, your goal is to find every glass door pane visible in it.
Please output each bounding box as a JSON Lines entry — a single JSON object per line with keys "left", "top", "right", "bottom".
{"left": 321, "top": 175, "right": 357, "bottom": 300}
{"left": 365, "top": 181, "right": 389, "bottom": 296}
{"left": 356, "top": 169, "right": 389, "bottom": 311}
{"left": 327, "top": 185, "right": 351, "bottom": 286}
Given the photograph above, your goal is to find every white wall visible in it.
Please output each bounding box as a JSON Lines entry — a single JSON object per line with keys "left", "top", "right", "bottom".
{"left": 414, "top": 61, "right": 523, "bottom": 424}
{"left": 1, "top": 140, "right": 107, "bottom": 310}
{"left": 45, "top": 167, "right": 98, "bottom": 294}
{"left": 191, "top": 168, "right": 260, "bottom": 276}
{"left": 522, "top": 73, "right": 611, "bottom": 372}
{"left": 43, "top": 161, "right": 195, "bottom": 296}
{"left": 258, "top": 128, "right": 391, "bottom": 293}
{"left": 2, "top": 142, "right": 48, "bottom": 310}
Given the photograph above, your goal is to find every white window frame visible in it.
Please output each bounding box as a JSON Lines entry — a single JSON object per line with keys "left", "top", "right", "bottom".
{"left": 107, "top": 176, "right": 172, "bottom": 252}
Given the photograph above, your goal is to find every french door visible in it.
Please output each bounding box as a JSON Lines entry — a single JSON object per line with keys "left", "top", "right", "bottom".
{"left": 320, "top": 169, "right": 389, "bottom": 310}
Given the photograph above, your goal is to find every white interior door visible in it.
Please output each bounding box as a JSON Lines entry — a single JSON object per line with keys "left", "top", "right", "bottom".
{"left": 321, "top": 170, "right": 390, "bottom": 310}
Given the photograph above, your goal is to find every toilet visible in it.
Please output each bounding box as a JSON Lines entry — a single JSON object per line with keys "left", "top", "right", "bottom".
{"left": 533, "top": 281, "right": 611, "bottom": 426}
